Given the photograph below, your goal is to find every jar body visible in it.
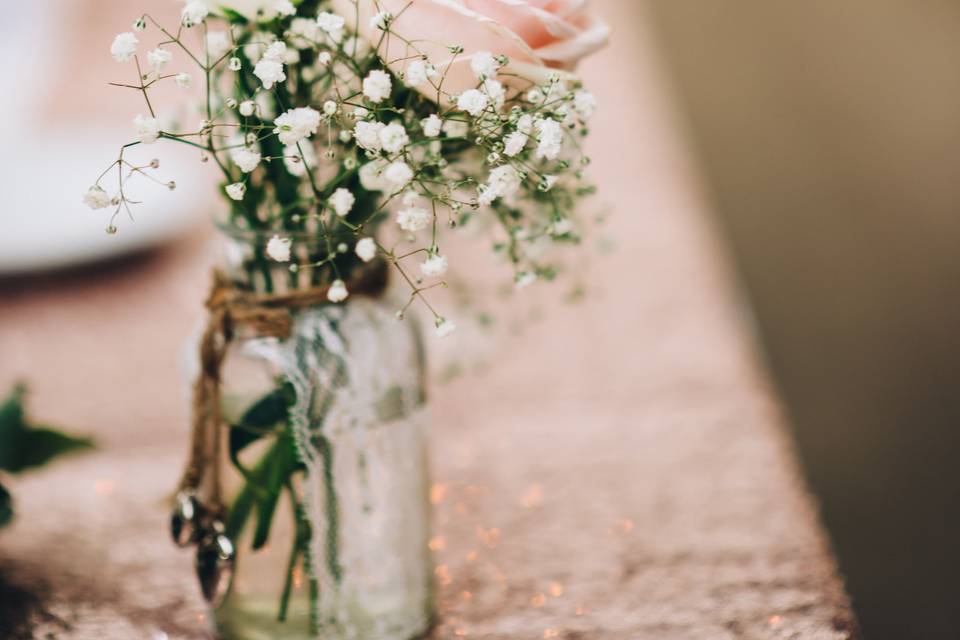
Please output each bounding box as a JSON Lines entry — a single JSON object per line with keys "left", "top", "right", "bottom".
{"left": 213, "top": 295, "right": 434, "bottom": 640}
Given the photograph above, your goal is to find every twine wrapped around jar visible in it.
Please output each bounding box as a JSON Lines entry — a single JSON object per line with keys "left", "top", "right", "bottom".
{"left": 170, "top": 260, "right": 388, "bottom": 604}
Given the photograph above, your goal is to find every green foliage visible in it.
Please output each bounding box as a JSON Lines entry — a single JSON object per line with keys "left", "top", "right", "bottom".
{"left": 0, "top": 384, "right": 94, "bottom": 527}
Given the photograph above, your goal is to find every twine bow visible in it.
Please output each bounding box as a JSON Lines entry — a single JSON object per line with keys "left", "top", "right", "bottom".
{"left": 176, "top": 261, "right": 388, "bottom": 516}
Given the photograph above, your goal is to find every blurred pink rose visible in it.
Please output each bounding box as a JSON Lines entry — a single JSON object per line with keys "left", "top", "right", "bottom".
{"left": 330, "top": 0, "right": 609, "bottom": 97}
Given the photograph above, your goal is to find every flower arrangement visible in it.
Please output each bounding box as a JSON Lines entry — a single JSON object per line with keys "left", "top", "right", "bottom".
{"left": 85, "top": 0, "right": 608, "bottom": 338}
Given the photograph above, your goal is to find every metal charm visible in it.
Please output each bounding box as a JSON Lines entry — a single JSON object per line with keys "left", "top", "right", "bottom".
{"left": 196, "top": 520, "right": 236, "bottom": 607}
{"left": 170, "top": 490, "right": 202, "bottom": 547}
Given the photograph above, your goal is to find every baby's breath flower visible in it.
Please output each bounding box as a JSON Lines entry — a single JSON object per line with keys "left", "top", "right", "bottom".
{"left": 274, "top": 0, "right": 296, "bottom": 17}
{"left": 481, "top": 79, "right": 505, "bottom": 109}
{"left": 316, "top": 11, "right": 345, "bottom": 41}
{"left": 181, "top": 1, "right": 209, "bottom": 27}
{"left": 225, "top": 182, "right": 246, "bottom": 201}
{"left": 478, "top": 164, "right": 521, "bottom": 205}
{"left": 329, "top": 188, "right": 355, "bottom": 216}
{"left": 378, "top": 122, "right": 409, "bottom": 154}
{"left": 327, "top": 279, "right": 348, "bottom": 302}
{"left": 82, "top": 186, "right": 112, "bottom": 210}
{"left": 503, "top": 131, "right": 527, "bottom": 157}
{"left": 133, "top": 114, "right": 160, "bottom": 144}
{"left": 396, "top": 205, "right": 431, "bottom": 232}
{"left": 355, "top": 237, "right": 377, "bottom": 262}
{"left": 354, "top": 121, "right": 385, "bottom": 152}
{"left": 254, "top": 59, "right": 285, "bottom": 89}
{"left": 232, "top": 146, "right": 262, "bottom": 173}
{"left": 421, "top": 114, "right": 442, "bottom": 138}
{"left": 384, "top": 161, "right": 414, "bottom": 190}
{"left": 420, "top": 253, "right": 448, "bottom": 278}
{"left": 238, "top": 100, "right": 256, "bottom": 116}
{"left": 228, "top": 56, "right": 242, "bottom": 71}
{"left": 175, "top": 72, "right": 192, "bottom": 88}
{"left": 435, "top": 317, "right": 456, "bottom": 338}
{"left": 363, "top": 69, "right": 392, "bottom": 103}
{"left": 283, "top": 142, "right": 315, "bottom": 176}
{"left": 370, "top": 10, "right": 392, "bottom": 30}
{"left": 404, "top": 59, "right": 436, "bottom": 88}
{"left": 457, "top": 89, "right": 489, "bottom": 117}
{"left": 317, "top": 51, "right": 332, "bottom": 65}
{"left": 323, "top": 100, "right": 338, "bottom": 116}
{"left": 535, "top": 118, "right": 563, "bottom": 160}
{"left": 470, "top": 51, "right": 500, "bottom": 79}
{"left": 266, "top": 235, "right": 292, "bottom": 262}
{"left": 274, "top": 106, "right": 321, "bottom": 145}
{"left": 515, "top": 271, "right": 537, "bottom": 289}
{"left": 573, "top": 90, "right": 597, "bottom": 120}
{"left": 147, "top": 47, "right": 171, "bottom": 72}
{"left": 110, "top": 32, "right": 138, "bottom": 62}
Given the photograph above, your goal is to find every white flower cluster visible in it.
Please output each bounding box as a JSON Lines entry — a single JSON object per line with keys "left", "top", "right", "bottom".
{"left": 86, "top": 1, "right": 600, "bottom": 338}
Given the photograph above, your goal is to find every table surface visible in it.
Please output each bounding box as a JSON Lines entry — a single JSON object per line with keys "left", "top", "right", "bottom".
{"left": 0, "top": 2, "right": 857, "bottom": 638}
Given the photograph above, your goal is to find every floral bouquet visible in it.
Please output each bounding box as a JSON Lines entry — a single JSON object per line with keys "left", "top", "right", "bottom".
{"left": 86, "top": 1, "right": 607, "bottom": 638}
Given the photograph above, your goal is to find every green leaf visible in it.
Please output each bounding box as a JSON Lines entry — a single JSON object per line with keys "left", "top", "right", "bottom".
{"left": 229, "top": 383, "right": 294, "bottom": 459}
{"left": 0, "top": 385, "right": 93, "bottom": 474}
{"left": 252, "top": 432, "right": 298, "bottom": 550}
{"left": 0, "top": 481, "right": 12, "bottom": 528}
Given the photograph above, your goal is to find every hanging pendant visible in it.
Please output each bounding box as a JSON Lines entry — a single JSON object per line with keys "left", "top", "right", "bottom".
{"left": 196, "top": 520, "right": 236, "bottom": 607}
{"left": 170, "top": 490, "right": 202, "bottom": 547}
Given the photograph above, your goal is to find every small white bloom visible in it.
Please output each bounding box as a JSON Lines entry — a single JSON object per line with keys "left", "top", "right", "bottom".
{"left": 515, "top": 271, "right": 537, "bottom": 289}
{"left": 354, "top": 120, "right": 385, "bottom": 152}
{"left": 435, "top": 317, "right": 456, "bottom": 338}
{"left": 535, "top": 118, "right": 563, "bottom": 160}
{"left": 573, "top": 90, "right": 597, "bottom": 120}
{"left": 363, "top": 69, "right": 392, "bottom": 103}
{"left": 316, "top": 11, "right": 345, "bottom": 40}
{"left": 147, "top": 47, "right": 172, "bottom": 72}
{"left": 283, "top": 142, "right": 316, "bottom": 176}
{"left": 404, "top": 59, "right": 436, "bottom": 87}
{"left": 323, "top": 100, "right": 338, "bottom": 115}
{"left": 239, "top": 100, "right": 256, "bottom": 116}
{"left": 181, "top": 1, "right": 209, "bottom": 27}
{"left": 551, "top": 218, "right": 574, "bottom": 235}
{"left": 174, "top": 72, "right": 192, "bottom": 88}
{"left": 517, "top": 114, "right": 534, "bottom": 134}
{"left": 317, "top": 51, "right": 332, "bottom": 65}
{"left": 82, "top": 186, "right": 112, "bottom": 210}
{"left": 327, "top": 279, "right": 348, "bottom": 302}
{"left": 396, "top": 206, "right": 431, "bottom": 232}
{"left": 481, "top": 79, "right": 505, "bottom": 109}
{"left": 353, "top": 106, "right": 369, "bottom": 119}
{"left": 232, "top": 146, "right": 262, "bottom": 173}
{"left": 457, "top": 89, "right": 489, "bottom": 117}
{"left": 329, "top": 188, "right": 355, "bottom": 216}
{"left": 228, "top": 56, "right": 242, "bottom": 71}
{"left": 254, "top": 59, "right": 285, "bottom": 89}
{"left": 133, "top": 114, "right": 160, "bottom": 144}
{"left": 133, "top": 17, "right": 146, "bottom": 32}
{"left": 110, "top": 32, "right": 139, "bottom": 63}
{"left": 355, "top": 237, "right": 377, "bottom": 262}
{"left": 370, "top": 10, "right": 392, "bottom": 30}
{"left": 358, "top": 159, "right": 388, "bottom": 191}
{"left": 274, "top": 107, "right": 321, "bottom": 145}
{"left": 225, "top": 182, "right": 246, "bottom": 200}
{"left": 503, "top": 131, "right": 528, "bottom": 157}
{"left": 378, "top": 122, "right": 409, "bottom": 154}
{"left": 478, "top": 164, "right": 521, "bottom": 205}
{"left": 442, "top": 119, "right": 469, "bottom": 138}
{"left": 420, "top": 253, "right": 448, "bottom": 278}
{"left": 421, "top": 114, "right": 442, "bottom": 138}
{"left": 266, "top": 235, "right": 292, "bottom": 262}
{"left": 205, "top": 31, "right": 231, "bottom": 60}
{"left": 289, "top": 17, "right": 320, "bottom": 47}
{"left": 274, "top": 0, "right": 296, "bottom": 16}
{"left": 470, "top": 51, "right": 500, "bottom": 79}
{"left": 383, "top": 161, "right": 414, "bottom": 190}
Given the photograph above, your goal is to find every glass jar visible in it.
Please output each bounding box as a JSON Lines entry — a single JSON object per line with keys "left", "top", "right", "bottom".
{"left": 207, "top": 229, "right": 434, "bottom": 640}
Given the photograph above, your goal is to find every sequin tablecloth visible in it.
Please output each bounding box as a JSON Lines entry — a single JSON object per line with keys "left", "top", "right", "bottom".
{"left": 0, "top": 2, "right": 857, "bottom": 638}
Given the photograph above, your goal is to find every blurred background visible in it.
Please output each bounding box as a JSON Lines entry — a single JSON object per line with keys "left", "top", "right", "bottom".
{"left": 1, "top": 1, "right": 958, "bottom": 638}
{"left": 644, "top": 1, "right": 960, "bottom": 638}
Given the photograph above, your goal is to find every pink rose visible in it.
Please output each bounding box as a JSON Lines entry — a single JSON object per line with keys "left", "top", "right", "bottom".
{"left": 330, "top": 0, "right": 609, "bottom": 97}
